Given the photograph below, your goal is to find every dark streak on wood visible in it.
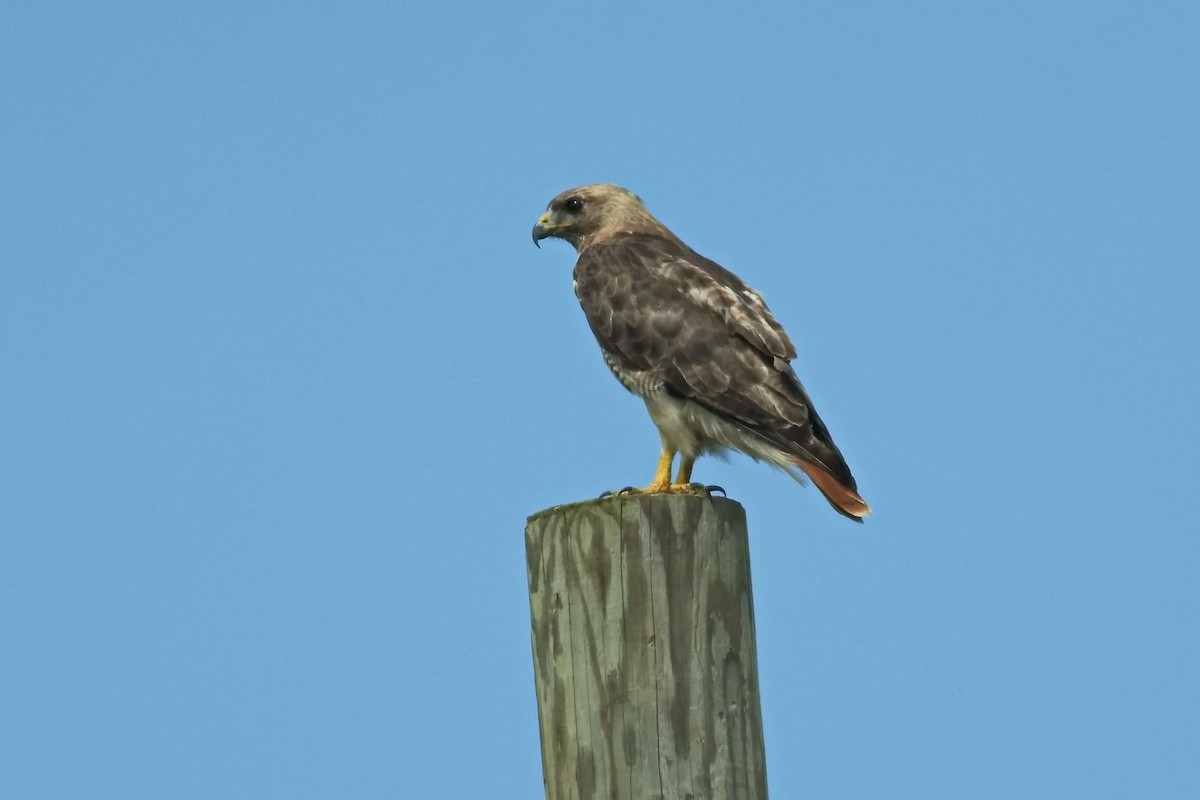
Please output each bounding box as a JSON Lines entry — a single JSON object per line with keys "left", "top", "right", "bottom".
{"left": 526, "top": 495, "right": 768, "bottom": 800}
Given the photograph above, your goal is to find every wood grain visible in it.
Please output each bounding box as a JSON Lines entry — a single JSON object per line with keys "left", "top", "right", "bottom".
{"left": 526, "top": 494, "right": 768, "bottom": 800}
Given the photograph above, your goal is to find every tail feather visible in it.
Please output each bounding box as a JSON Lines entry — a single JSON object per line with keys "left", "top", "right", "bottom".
{"left": 794, "top": 459, "right": 872, "bottom": 523}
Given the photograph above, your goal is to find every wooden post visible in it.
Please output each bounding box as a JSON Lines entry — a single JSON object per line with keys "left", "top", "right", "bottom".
{"left": 526, "top": 494, "right": 768, "bottom": 800}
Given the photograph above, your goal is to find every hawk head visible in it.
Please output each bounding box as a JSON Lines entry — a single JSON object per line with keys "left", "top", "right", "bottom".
{"left": 532, "top": 184, "right": 651, "bottom": 251}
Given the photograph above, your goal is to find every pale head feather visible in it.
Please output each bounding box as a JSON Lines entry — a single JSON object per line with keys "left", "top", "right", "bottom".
{"left": 540, "top": 184, "right": 674, "bottom": 250}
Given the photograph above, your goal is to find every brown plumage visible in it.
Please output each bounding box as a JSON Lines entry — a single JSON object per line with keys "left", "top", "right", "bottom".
{"left": 532, "top": 183, "right": 870, "bottom": 522}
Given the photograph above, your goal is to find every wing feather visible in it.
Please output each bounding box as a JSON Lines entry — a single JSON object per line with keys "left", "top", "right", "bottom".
{"left": 574, "top": 234, "right": 857, "bottom": 488}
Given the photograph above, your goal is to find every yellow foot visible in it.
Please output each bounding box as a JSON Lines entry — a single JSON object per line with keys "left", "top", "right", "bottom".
{"left": 599, "top": 483, "right": 725, "bottom": 498}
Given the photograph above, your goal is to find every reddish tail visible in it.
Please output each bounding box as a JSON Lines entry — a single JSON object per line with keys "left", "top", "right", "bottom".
{"left": 795, "top": 460, "right": 872, "bottom": 522}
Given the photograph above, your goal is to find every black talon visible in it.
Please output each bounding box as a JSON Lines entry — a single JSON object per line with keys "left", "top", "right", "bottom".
{"left": 704, "top": 484, "right": 726, "bottom": 496}
{"left": 599, "top": 487, "right": 639, "bottom": 499}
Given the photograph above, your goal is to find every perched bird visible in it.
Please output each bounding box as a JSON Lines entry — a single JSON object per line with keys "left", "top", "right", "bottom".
{"left": 532, "top": 184, "right": 870, "bottom": 522}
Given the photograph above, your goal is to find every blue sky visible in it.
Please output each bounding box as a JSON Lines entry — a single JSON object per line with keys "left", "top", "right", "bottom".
{"left": 2, "top": 2, "right": 1197, "bottom": 797}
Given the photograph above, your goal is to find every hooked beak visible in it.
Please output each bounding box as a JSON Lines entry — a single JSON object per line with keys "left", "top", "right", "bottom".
{"left": 531, "top": 212, "right": 552, "bottom": 248}
{"left": 532, "top": 211, "right": 571, "bottom": 248}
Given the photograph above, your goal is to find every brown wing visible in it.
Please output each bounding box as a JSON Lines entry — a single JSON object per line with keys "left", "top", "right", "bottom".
{"left": 573, "top": 233, "right": 860, "bottom": 492}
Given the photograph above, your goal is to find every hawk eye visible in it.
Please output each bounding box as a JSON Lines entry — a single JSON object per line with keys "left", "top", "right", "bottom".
{"left": 563, "top": 197, "right": 584, "bottom": 214}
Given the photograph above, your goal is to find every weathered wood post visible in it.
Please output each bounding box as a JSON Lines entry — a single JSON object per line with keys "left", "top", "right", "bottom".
{"left": 526, "top": 494, "right": 768, "bottom": 800}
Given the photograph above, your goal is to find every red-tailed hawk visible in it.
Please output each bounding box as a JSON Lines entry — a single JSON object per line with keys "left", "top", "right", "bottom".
{"left": 533, "top": 184, "right": 870, "bottom": 522}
